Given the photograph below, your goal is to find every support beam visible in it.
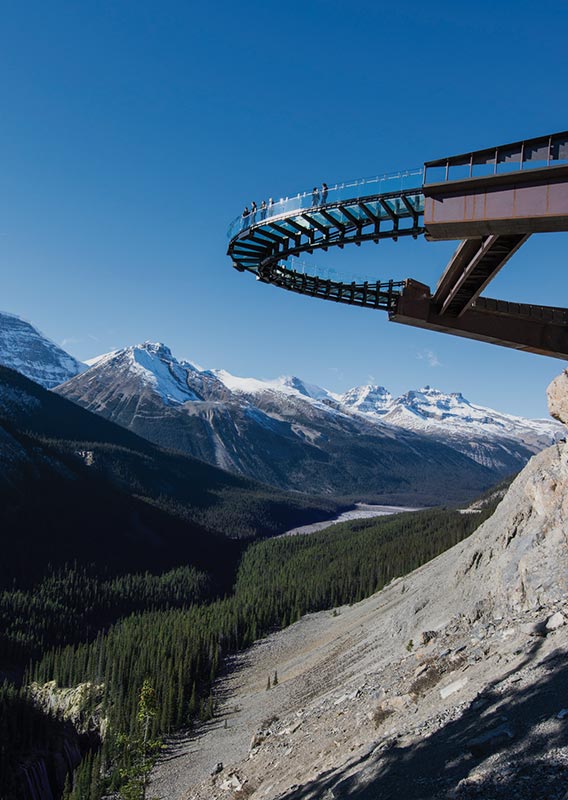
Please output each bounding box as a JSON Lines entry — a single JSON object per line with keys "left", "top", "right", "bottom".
{"left": 285, "top": 218, "right": 312, "bottom": 236}
{"left": 268, "top": 222, "right": 295, "bottom": 239}
{"left": 436, "top": 234, "right": 529, "bottom": 316}
{"left": 392, "top": 280, "right": 568, "bottom": 359}
{"left": 379, "top": 198, "right": 398, "bottom": 223}
{"left": 339, "top": 206, "right": 362, "bottom": 226}
{"left": 357, "top": 202, "right": 379, "bottom": 223}
{"left": 301, "top": 213, "right": 329, "bottom": 236}
{"left": 319, "top": 208, "right": 346, "bottom": 233}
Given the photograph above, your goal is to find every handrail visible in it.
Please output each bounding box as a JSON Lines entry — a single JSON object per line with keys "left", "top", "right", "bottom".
{"left": 227, "top": 167, "right": 424, "bottom": 240}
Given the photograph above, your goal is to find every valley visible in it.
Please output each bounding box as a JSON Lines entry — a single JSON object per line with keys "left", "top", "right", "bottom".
{"left": 0, "top": 314, "right": 565, "bottom": 800}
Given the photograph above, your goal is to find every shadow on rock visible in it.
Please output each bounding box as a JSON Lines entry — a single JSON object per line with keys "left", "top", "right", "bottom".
{"left": 277, "top": 641, "right": 568, "bottom": 800}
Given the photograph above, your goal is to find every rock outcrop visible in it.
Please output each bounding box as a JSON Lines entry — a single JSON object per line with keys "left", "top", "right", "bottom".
{"left": 18, "top": 682, "right": 105, "bottom": 800}
{"left": 547, "top": 369, "right": 568, "bottom": 424}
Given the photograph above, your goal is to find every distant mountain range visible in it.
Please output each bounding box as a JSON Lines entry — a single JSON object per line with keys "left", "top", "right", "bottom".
{"left": 0, "top": 310, "right": 560, "bottom": 506}
{"left": 56, "top": 341, "right": 562, "bottom": 505}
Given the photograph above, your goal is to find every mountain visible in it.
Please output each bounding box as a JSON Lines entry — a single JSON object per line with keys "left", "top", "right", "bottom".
{"left": 0, "top": 365, "right": 342, "bottom": 588}
{"left": 55, "top": 342, "right": 520, "bottom": 506}
{"left": 0, "top": 311, "right": 84, "bottom": 388}
{"left": 340, "top": 384, "right": 561, "bottom": 472}
{"left": 161, "top": 374, "right": 568, "bottom": 800}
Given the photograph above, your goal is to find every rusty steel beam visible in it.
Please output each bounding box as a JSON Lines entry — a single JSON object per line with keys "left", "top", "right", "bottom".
{"left": 424, "top": 164, "right": 568, "bottom": 240}
{"left": 391, "top": 280, "right": 568, "bottom": 359}
{"left": 435, "top": 233, "right": 530, "bottom": 317}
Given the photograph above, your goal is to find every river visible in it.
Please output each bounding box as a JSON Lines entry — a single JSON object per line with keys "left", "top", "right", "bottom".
{"left": 282, "top": 503, "right": 422, "bottom": 537}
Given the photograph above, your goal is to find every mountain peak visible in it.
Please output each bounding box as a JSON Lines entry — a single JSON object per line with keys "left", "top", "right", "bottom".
{"left": 340, "top": 384, "right": 393, "bottom": 415}
{"left": 83, "top": 341, "right": 201, "bottom": 406}
{"left": 0, "top": 310, "right": 85, "bottom": 389}
{"left": 275, "top": 375, "right": 331, "bottom": 400}
{"left": 138, "top": 341, "right": 174, "bottom": 358}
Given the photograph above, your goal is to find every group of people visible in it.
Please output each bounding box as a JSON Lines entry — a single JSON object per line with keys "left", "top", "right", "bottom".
{"left": 241, "top": 198, "right": 273, "bottom": 224}
{"left": 311, "top": 182, "right": 329, "bottom": 207}
{"left": 241, "top": 182, "right": 329, "bottom": 227}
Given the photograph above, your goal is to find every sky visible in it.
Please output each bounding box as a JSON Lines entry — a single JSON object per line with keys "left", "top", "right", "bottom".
{"left": 0, "top": 0, "right": 566, "bottom": 418}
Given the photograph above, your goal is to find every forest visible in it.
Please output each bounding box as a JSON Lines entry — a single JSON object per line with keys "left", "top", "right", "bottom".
{"left": 0, "top": 500, "right": 499, "bottom": 799}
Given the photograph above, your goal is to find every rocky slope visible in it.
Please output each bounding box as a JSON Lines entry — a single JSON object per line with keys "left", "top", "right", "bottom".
{"left": 0, "top": 311, "right": 84, "bottom": 388}
{"left": 150, "top": 372, "right": 568, "bottom": 800}
{"left": 56, "top": 342, "right": 561, "bottom": 504}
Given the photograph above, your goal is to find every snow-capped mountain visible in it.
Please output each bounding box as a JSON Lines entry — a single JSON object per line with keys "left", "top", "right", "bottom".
{"left": 54, "top": 341, "right": 561, "bottom": 505}
{"left": 0, "top": 311, "right": 85, "bottom": 389}
{"left": 341, "top": 384, "right": 561, "bottom": 470}
{"left": 339, "top": 384, "right": 393, "bottom": 415}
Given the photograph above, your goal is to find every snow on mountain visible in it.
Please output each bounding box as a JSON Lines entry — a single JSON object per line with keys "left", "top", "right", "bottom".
{"left": 56, "top": 340, "right": 563, "bottom": 492}
{"left": 381, "top": 385, "right": 562, "bottom": 445}
{"left": 339, "top": 384, "right": 393, "bottom": 416}
{"left": 212, "top": 370, "right": 333, "bottom": 402}
{"left": 78, "top": 343, "right": 562, "bottom": 452}
{"left": 336, "top": 383, "right": 562, "bottom": 470}
{"left": 79, "top": 343, "right": 204, "bottom": 405}
{"left": 0, "top": 311, "right": 85, "bottom": 389}
{"left": 206, "top": 371, "right": 562, "bottom": 471}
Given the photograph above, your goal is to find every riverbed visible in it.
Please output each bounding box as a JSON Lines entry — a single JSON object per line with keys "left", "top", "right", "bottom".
{"left": 281, "top": 502, "right": 421, "bottom": 537}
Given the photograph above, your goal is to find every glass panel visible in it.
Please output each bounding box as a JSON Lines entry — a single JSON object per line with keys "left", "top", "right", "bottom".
{"left": 551, "top": 136, "right": 568, "bottom": 164}
{"left": 448, "top": 162, "right": 471, "bottom": 180}
{"left": 497, "top": 146, "right": 521, "bottom": 164}
{"left": 524, "top": 139, "right": 549, "bottom": 168}
{"left": 424, "top": 164, "right": 446, "bottom": 184}
{"left": 496, "top": 146, "right": 522, "bottom": 174}
{"left": 471, "top": 161, "right": 496, "bottom": 177}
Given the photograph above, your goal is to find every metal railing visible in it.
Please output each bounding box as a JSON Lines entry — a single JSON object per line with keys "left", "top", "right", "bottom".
{"left": 227, "top": 168, "right": 424, "bottom": 239}
{"left": 424, "top": 131, "right": 568, "bottom": 185}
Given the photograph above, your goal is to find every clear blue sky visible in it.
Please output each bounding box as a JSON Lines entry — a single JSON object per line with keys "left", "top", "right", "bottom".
{"left": 1, "top": 0, "right": 566, "bottom": 417}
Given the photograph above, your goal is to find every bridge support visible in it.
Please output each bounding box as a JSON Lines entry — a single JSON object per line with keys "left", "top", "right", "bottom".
{"left": 391, "top": 280, "right": 568, "bottom": 360}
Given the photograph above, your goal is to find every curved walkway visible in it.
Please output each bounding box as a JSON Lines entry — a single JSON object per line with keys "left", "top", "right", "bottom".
{"left": 227, "top": 170, "right": 424, "bottom": 311}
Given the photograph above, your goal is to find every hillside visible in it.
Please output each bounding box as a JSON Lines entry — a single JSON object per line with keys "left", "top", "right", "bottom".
{"left": 0, "top": 365, "right": 343, "bottom": 588}
{"left": 151, "top": 372, "right": 568, "bottom": 800}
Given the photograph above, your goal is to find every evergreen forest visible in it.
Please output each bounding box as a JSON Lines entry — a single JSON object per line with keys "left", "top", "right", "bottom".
{"left": 0, "top": 499, "right": 499, "bottom": 800}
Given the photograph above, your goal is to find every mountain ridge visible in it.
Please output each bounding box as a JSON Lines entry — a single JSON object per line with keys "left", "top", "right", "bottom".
{"left": 55, "top": 341, "right": 561, "bottom": 503}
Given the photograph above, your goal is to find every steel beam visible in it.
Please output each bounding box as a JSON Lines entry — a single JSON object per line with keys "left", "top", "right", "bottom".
{"left": 392, "top": 280, "right": 568, "bottom": 359}
{"left": 435, "top": 233, "right": 530, "bottom": 316}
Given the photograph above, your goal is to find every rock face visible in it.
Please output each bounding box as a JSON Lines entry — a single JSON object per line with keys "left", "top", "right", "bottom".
{"left": 150, "top": 373, "right": 568, "bottom": 800}
{"left": 29, "top": 681, "right": 106, "bottom": 738}
{"left": 18, "top": 682, "right": 104, "bottom": 800}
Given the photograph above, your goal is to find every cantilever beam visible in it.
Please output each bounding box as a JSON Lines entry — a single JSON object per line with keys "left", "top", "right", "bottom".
{"left": 392, "top": 280, "right": 568, "bottom": 360}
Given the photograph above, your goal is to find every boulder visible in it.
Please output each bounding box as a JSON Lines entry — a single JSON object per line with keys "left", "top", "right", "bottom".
{"left": 546, "top": 611, "right": 565, "bottom": 631}
{"left": 547, "top": 370, "right": 568, "bottom": 425}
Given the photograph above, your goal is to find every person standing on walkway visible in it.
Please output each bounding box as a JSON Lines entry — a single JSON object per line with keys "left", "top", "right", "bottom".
{"left": 250, "top": 200, "right": 257, "bottom": 224}
{"left": 242, "top": 206, "right": 250, "bottom": 229}
{"left": 260, "top": 199, "right": 267, "bottom": 220}
{"left": 312, "top": 186, "right": 320, "bottom": 206}
{"left": 321, "top": 182, "right": 328, "bottom": 204}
